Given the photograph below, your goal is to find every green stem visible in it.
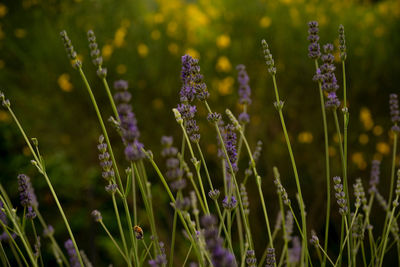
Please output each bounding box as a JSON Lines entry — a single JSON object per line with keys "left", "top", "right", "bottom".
{"left": 379, "top": 197, "right": 399, "bottom": 267}
{"left": 314, "top": 59, "right": 331, "bottom": 267}
{"left": 0, "top": 241, "right": 11, "bottom": 267}
{"left": 111, "top": 193, "right": 130, "bottom": 264}
{"left": 388, "top": 132, "right": 398, "bottom": 211}
{"left": 101, "top": 77, "right": 120, "bottom": 122}
{"left": 204, "top": 101, "right": 254, "bottom": 250}
{"left": 169, "top": 209, "right": 178, "bottom": 267}
{"left": 99, "top": 220, "right": 130, "bottom": 264}
{"left": 271, "top": 75, "right": 307, "bottom": 266}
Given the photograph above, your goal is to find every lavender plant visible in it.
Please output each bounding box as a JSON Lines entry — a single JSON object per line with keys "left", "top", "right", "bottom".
{"left": 0, "top": 21, "right": 399, "bottom": 267}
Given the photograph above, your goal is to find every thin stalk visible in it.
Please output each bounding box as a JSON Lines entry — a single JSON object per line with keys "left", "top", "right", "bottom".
{"left": 77, "top": 67, "right": 138, "bottom": 265}
{"left": 316, "top": 243, "right": 335, "bottom": 266}
{"left": 0, "top": 242, "right": 11, "bottom": 267}
{"left": 387, "top": 133, "right": 398, "bottom": 211}
{"left": 0, "top": 201, "right": 37, "bottom": 267}
{"left": 271, "top": 75, "right": 307, "bottom": 266}
{"left": 168, "top": 209, "right": 178, "bottom": 267}
{"left": 238, "top": 128, "right": 273, "bottom": 248}
{"left": 378, "top": 196, "right": 399, "bottom": 267}
{"left": 99, "top": 220, "right": 130, "bottom": 264}
{"left": 360, "top": 241, "right": 367, "bottom": 267}
{"left": 111, "top": 193, "right": 130, "bottom": 263}
{"left": 34, "top": 209, "right": 69, "bottom": 267}
{"left": 132, "top": 163, "right": 160, "bottom": 255}
{"left": 3, "top": 226, "right": 29, "bottom": 267}
{"left": 31, "top": 220, "right": 43, "bottom": 267}
{"left": 240, "top": 242, "right": 249, "bottom": 267}
{"left": 194, "top": 142, "right": 233, "bottom": 251}
{"left": 101, "top": 77, "right": 120, "bottom": 122}
{"left": 204, "top": 101, "right": 254, "bottom": 250}
{"left": 236, "top": 104, "right": 247, "bottom": 163}
{"left": 182, "top": 244, "right": 193, "bottom": 267}
{"left": 179, "top": 124, "right": 209, "bottom": 214}
{"left": 132, "top": 166, "right": 138, "bottom": 259}
{"left": 143, "top": 149, "right": 205, "bottom": 265}
{"left": 314, "top": 59, "right": 331, "bottom": 267}
{"left": 10, "top": 242, "right": 24, "bottom": 267}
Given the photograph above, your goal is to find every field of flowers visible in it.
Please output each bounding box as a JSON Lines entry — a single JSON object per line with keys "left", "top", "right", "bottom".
{"left": 1, "top": 0, "right": 400, "bottom": 266}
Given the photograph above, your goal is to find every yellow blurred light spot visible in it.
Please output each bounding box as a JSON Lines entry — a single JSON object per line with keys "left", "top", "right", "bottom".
{"left": 0, "top": 4, "right": 8, "bottom": 17}
{"left": 168, "top": 43, "right": 179, "bottom": 55}
{"left": 186, "top": 4, "right": 209, "bottom": 26}
{"left": 364, "top": 13, "right": 375, "bottom": 26}
{"left": 167, "top": 22, "right": 178, "bottom": 37}
{"left": 298, "top": 131, "right": 313, "bottom": 144}
{"left": 207, "top": 144, "right": 217, "bottom": 155}
{"left": 153, "top": 13, "right": 164, "bottom": 24}
{"left": 280, "top": 0, "right": 292, "bottom": 4}
{"left": 23, "top": 146, "right": 31, "bottom": 156}
{"left": 216, "top": 56, "right": 232, "bottom": 72}
{"left": 374, "top": 153, "right": 383, "bottom": 162}
{"left": 259, "top": 16, "right": 272, "bottom": 28}
{"left": 116, "top": 64, "right": 127, "bottom": 74}
{"left": 58, "top": 74, "right": 73, "bottom": 92}
{"left": 114, "top": 27, "right": 127, "bottom": 48}
{"left": 329, "top": 146, "right": 336, "bottom": 157}
{"left": 102, "top": 44, "right": 113, "bottom": 60}
{"left": 378, "top": 2, "right": 390, "bottom": 15}
{"left": 0, "top": 59, "right": 4, "bottom": 69}
{"left": 373, "top": 125, "right": 383, "bottom": 136}
{"left": 333, "top": 133, "right": 339, "bottom": 143}
{"left": 334, "top": 50, "right": 341, "bottom": 63}
{"left": 137, "top": 43, "right": 149, "bottom": 57}
{"left": 216, "top": 34, "right": 231, "bottom": 49}
{"left": 217, "top": 77, "right": 234, "bottom": 95}
{"left": 376, "top": 142, "right": 390, "bottom": 155}
{"left": 185, "top": 48, "right": 200, "bottom": 59}
{"left": 359, "top": 134, "right": 369, "bottom": 145}
{"left": 14, "top": 28, "right": 27, "bottom": 38}
{"left": 374, "top": 26, "right": 385, "bottom": 37}
{"left": 360, "top": 107, "right": 374, "bottom": 130}
{"left": 0, "top": 110, "right": 11, "bottom": 122}
{"left": 352, "top": 152, "right": 367, "bottom": 170}
{"left": 289, "top": 8, "right": 300, "bottom": 25}
{"left": 0, "top": 26, "right": 4, "bottom": 40}
{"left": 151, "top": 30, "right": 161, "bottom": 40}
{"left": 74, "top": 0, "right": 82, "bottom": 2}
{"left": 152, "top": 98, "right": 164, "bottom": 110}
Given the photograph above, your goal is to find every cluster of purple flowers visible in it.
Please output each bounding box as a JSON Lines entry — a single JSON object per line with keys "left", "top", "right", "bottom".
{"left": 17, "top": 174, "right": 38, "bottom": 219}
{"left": 97, "top": 135, "right": 115, "bottom": 181}
{"left": 288, "top": 236, "right": 301, "bottom": 264}
{"left": 246, "top": 250, "right": 257, "bottom": 267}
{"left": 161, "top": 136, "right": 186, "bottom": 191}
{"left": 314, "top": 44, "right": 340, "bottom": 109}
{"left": 65, "top": 239, "right": 81, "bottom": 267}
{"left": 222, "top": 196, "right": 237, "bottom": 210}
{"left": 369, "top": 160, "right": 381, "bottom": 193}
{"left": 201, "top": 215, "right": 237, "bottom": 267}
{"left": 148, "top": 242, "right": 167, "bottom": 267}
{"left": 177, "top": 55, "right": 209, "bottom": 143}
{"left": 333, "top": 176, "right": 348, "bottom": 215}
{"left": 307, "top": 21, "right": 321, "bottom": 60}
{"left": 389, "top": 94, "right": 400, "bottom": 132}
{"left": 236, "top": 64, "right": 251, "bottom": 124}
{"left": 87, "top": 30, "right": 107, "bottom": 78}
{"left": 0, "top": 201, "right": 15, "bottom": 241}
{"left": 265, "top": 248, "right": 276, "bottom": 267}
{"left": 113, "top": 80, "right": 145, "bottom": 161}
{"left": 219, "top": 123, "right": 238, "bottom": 173}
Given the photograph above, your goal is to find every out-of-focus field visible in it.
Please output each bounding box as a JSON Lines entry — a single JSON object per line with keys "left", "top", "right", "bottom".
{"left": 1, "top": 0, "right": 399, "bottom": 264}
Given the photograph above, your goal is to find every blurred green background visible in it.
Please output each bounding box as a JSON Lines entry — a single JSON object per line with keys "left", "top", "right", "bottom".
{"left": 1, "top": 0, "right": 400, "bottom": 265}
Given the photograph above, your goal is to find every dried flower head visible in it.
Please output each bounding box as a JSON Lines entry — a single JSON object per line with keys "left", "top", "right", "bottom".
{"left": 261, "top": 40, "right": 276, "bottom": 75}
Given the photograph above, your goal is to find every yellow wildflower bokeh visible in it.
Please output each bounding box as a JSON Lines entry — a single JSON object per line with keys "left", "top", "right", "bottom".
{"left": 259, "top": 16, "right": 272, "bottom": 28}
{"left": 217, "top": 77, "right": 234, "bottom": 95}
{"left": 298, "top": 131, "right": 313, "bottom": 143}
{"left": 0, "top": 3, "right": 8, "bottom": 17}
{"left": 185, "top": 48, "right": 200, "bottom": 59}
{"left": 102, "top": 44, "right": 114, "bottom": 60}
{"left": 137, "top": 43, "right": 149, "bottom": 57}
{"left": 116, "top": 64, "right": 127, "bottom": 74}
{"left": 352, "top": 152, "right": 367, "bottom": 170}
{"left": 216, "top": 34, "right": 231, "bottom": 49}
{"left": 58, "top": 74, "right": 73, "bottom": 92}
{"left": 359, "top": 134, "right": 369, "bottom": 145}
{"left": 360, "top": 107, "right": 374, "bottom": 130}
{"left": 15, "top": 28, "right": 27, "bottom": 38}
{"left": 376, "top": 142, "right": 390, "bottom": 155}
{"left": 216, "top": 56, "right": 232, "bottom": 72}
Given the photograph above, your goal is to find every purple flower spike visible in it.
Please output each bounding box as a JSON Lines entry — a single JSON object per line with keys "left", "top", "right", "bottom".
{"left": 161, "top": 136, "right": 186, "bottom": 191}
{"left": 315, "top": 43, "right": 340, "bottom": 109}
{"left": 389, "top": 94, "right": 400, "bottom": 133}
{"left": 236, "top": 64, "right": 252, "bottom": 105}
{"left": 17, "top": 174, "right": 38, "bottom": 219}
{"left": 64, "top": 239, "right": 80, "bottom": 267}
{"left": 148, "top": 242, "right": 167, "bottom": 267}
{"left": 220, "top": 124, "right": 238, "bottom": 173}
{"left": 180, "top": 54, "right": 209, "bottom": 102}
{"left": 307, "top": 21, "right": 321, "bottom": 59}
{"left": 113, "top": 80, "right": 145, "bottom": 162}
{"left": 222, "top": 196, "right": 237, "bottom": 210}
{"left": 369, "top": 160, "right": 381, "bottom": 193}
{"left": 201, "top": 215, "right": 237, "bottom": 267}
